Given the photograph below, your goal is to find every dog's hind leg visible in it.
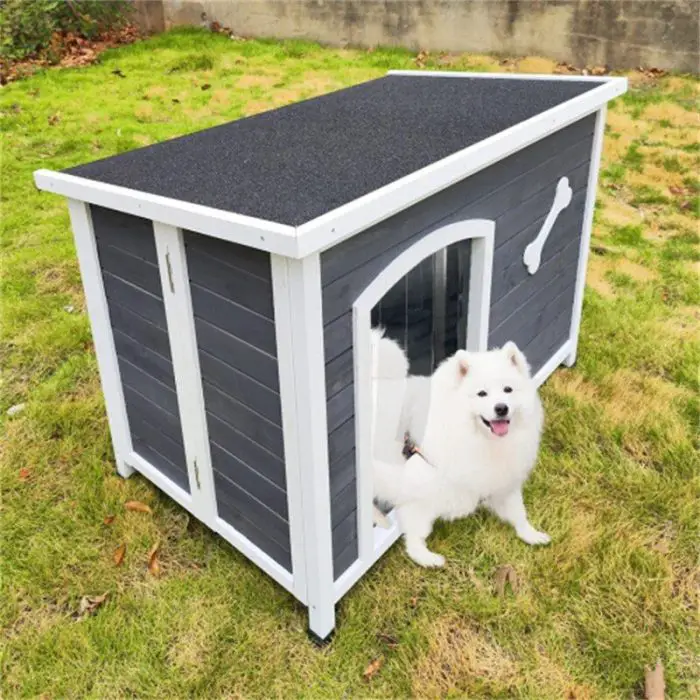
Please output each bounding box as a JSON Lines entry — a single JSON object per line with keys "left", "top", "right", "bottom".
{"left": 487, "top": 488, "right": 551, "bottom": 546}
{"left": 397, "top": 503, "right": 444, "bottom": 567}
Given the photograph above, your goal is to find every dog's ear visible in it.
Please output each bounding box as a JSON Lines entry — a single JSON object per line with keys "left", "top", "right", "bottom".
{"left": 502, "top": 341, "right": 531, "bottom": 376}
{"left": 455, "top": 350, "right": 470, "bottom": 378}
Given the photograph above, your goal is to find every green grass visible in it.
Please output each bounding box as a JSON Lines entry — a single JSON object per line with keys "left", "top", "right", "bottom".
{"left": 2, "top": 28, "right": 699, "bottom": 699}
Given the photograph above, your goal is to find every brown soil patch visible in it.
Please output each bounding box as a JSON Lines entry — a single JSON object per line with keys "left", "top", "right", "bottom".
{"left": 599, "top": 196, "right": 644, "bottom": 228}
{"left": 660, "top": 306, "right": 700, "bottom": 339}
{"left": 271, "top": 89, "right": 302, "bottom": 106}
{"left": 615, "top": 258, "right": 656, "bottom": 283}
{"left": 242, "top": 100, "right": 271, "bottom": 117}
{"left": 644, "top": 102, "right": 699, "bottom": 128}
{"left": 586, "top": 257, "right": 616, "bottom": 298}
{"left": 411, "top": 615, "right": 518, "bottom": 697}
{"left": 516, "top": 56, "right": 557, "bottom": 74}
{"left": 463, "top": 54, "right": 502, "bottom": 71}
{"left": 628, "top": 164, "right": 685, "bottom": 192}
{"left": 237, "top": 74, "right": 279, "bottom": 89}
{"left": 529, "top": 650, "right": 596, "bottom": 700}
{"left": 145, "top": 86, "right": 168, "bottom": 100}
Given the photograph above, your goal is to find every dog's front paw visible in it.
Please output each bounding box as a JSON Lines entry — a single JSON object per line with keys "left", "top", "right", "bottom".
{"left": 407, "top": 547, "right": 445, "bottom": 568}
{"left": 518, "top": 528, "right": 551, "bottom": 546}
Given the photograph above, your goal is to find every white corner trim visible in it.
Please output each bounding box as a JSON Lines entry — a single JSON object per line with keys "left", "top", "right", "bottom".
{"left": 295, "top": 77, "right": 626, "bottom": 257}
{"left": 565, "top": 106, "right": 608, "bottom": 367}
{"left": 270, "top": 254, "right": 308, "bottom": 604}
{"left": 533, "top": 340, "right": 573, "bottom": 387}
{"left": 284, "top": 254, "right": 336, "bottom": 638}
{"left": 66, "top": 199, "right": 134, "bottom": 478}
{"left": 351, "top": 218, "right": 495, "bottom": 573}
{"left": 126, "top": 451, "right": 193, "bottom": 510}
{"left": 34, "top": 170, "right": 298, "bottom": 258}
{"left": 523, "top": 177, "right": 573, "bottom": 275}
{"left": 153, "top": 222, "right": 218, "bottom": 529}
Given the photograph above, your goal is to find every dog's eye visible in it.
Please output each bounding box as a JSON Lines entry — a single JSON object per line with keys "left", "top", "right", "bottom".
{"left": 504, "top": 386, "right": 513, "bottom": 393}
{"left": 477, "top": 390, "right": 487, "bottom": 397}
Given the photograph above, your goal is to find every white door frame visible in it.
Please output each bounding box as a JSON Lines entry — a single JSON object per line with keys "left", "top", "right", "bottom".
{"left": 342, "top": 218, "right": 495, "bottom": 599}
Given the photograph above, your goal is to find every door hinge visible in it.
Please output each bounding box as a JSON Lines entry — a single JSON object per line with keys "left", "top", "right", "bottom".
{"left": 193, "top": 458, "right": 201, "bottom": 490}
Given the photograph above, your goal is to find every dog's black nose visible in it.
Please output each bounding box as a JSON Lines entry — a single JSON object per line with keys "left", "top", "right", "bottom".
{"left": 494, "top": 403, "right": 509, "bottom": 417}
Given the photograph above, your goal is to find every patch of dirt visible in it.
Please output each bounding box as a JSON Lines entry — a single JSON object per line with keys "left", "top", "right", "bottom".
{"left": 586, "top": 257, "right": 616, "bottom": 298}
{"left": 237, "top": 74, "right": 279, "bottom": 89}
{"left": 644, "top": 102, "right": 699, "bottom": 128}
{"left": 411, "top": 615, "right": 519, "bottom": 697}
{"left": 530, "top": 650, "right": 596, "bottom": 700}
{"left": 628, "top": 164, "right": 685, "bottom": 193}
{"left": 271, "top": 89, "right": 302, "bottom": 106}
{"left": 242, "top": 100, "right": 271, "bottom": 117}
{"left": 516, "top": 56, "right": 558, "bottom": 74}
{"left": 615, "top": 258, "right": 656, "bottom": 283}
{"left": 599, "top": 196, "right": 644, "bottom": 228}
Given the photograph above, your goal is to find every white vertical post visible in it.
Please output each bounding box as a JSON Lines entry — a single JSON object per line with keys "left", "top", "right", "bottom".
{"left": 283, "top": 253, "right": 335, "bottom": 641}
{"left": 67, "top": 199, "right": 134, "bottom": 478}
{"left": 270, "top": 254, "right": 308, "bottom": 604}
{"left": 153, "top": 222, "right": 218, "bottom": 528}
{"left": 565, "top": 106, "right": 607, "bottom": 367}
{"left": 431, "top": 248, "right": 447, "bottom": 364}
{"left": 466, "top": 231, "right": 495, "bottom": 352}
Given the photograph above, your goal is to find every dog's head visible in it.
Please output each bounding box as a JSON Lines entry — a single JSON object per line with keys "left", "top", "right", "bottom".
{"left": 450, "top": 342, "right": 537, "bottom": 438}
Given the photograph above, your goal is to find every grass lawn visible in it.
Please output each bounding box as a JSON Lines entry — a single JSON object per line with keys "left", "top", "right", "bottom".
{"left": 1, "top": 28, "right": 699, "bottom": 699}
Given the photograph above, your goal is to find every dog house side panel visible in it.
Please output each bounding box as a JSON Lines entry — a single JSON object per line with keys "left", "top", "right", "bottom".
{"left": 320, "top": 114, "right": 596, "bottom": 578}
{"left": 183, "top": 232, "right": 292, "bottom": 571}
{"left": 90, "top": 206, "right": 190, "bottom": 491}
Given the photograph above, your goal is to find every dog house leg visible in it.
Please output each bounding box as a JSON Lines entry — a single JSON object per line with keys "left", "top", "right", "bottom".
{"left": 67, "top": 199, "right": 135, "bottom": 479}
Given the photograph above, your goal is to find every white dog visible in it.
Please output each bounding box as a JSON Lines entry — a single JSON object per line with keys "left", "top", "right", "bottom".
{"left": 371, "top": 331, "right": 550, "bottom": 567}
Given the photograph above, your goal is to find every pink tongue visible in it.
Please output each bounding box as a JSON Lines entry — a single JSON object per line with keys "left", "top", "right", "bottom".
{"left": 490, "top": 420, "right": 510, "bottom": 436}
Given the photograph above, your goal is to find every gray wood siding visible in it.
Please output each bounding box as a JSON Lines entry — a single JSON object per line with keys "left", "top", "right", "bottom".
{"left": 320, "top": 116, "right": 596, "bottom": 578}
{"left": 184, "top": 232, "right": 291, "bottom": 570}
{"left": 91, "top": 206, "right": 189, "bottom": 492}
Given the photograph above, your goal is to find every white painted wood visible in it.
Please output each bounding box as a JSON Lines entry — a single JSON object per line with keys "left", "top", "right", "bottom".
{"left": 35, "top": 171, "right": 298, "bottom": 257}
{"left": 285, "top": 254, "right": 336, "bottom": 639}
{"left": 523, "top": 177, "right": 573, "bottom": 275}
{"left": 294, "top": 77, "right": 626, "bottom": 257}
{"left": 215, "top": 517, "right": 296, "bottom": 597}
{"left": 565, "top": 106, "right": 608, "bottom": 367}
{"left": 270, "top": 254, "right": 308, "bottom": 605}
{"left": 153, "top": 222, "right": 218, "bottom": 529}
{"left": 533, "top": 340, "right": 574, "bottom": 387}
{"left": 431, "top": 248, "right": 447, "bottom": 363}
{"left": 352, "top": 219, "right": 495, "bottom": 575}
{"left": 388, "top": 70, "right": 626, "bottom": 83}
{"left": 67, "top": 199, "right": 134, "bottom": 478}
{"left": 126, "top": 451, "right": 193, "bottom": 510}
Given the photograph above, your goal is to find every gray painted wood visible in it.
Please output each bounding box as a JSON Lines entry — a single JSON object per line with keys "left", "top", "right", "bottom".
{"left": 92, "top": 205, "right": 158, "bottom": 265}
{"left": 330, "top": 450, "right": 356, "bottom": 501}
{"left": 205, "top": 411, "right": 286, "bottom": 490}
{"left": 102, "top": 272, "right": 167, "bottom": 330}
{"left": 186, "top": 247, "right": 274, "bottom": 319}
{"left": 320, "top": 117, "right": 596, "bottom": 578}
{"left": 334, "top": 540, "right": 359, "bottom": 580}
{"left": 523, "top": 306, "right": 574, "bottom": 373}
{"left": 109, "top": 302, "right": 172, "bottom": 360}
{"left": 184, "top": 231, "right": 289, "bottom": 568}
{"left": 190, "top": 284, "right": 277, "bottom": 357}
{"left": 214, "top": 471, "right": 289, "bottom": 554}
{"left": 113, "top": 330, "right": 175, "bottom": 390}
{"left": 211, "top": 443, "right": 289, "bottom": 521}
{"left": 184, "top": 230, "right": 272, "bottom": 282}
{"left": 92, "top": 205, "right": 189, "bottom": 493}
{"left": 216, "top": 495, "right": 292, "bottom": 571}
{"left": 331, "top": 479, "right": 357, "bottom": 526}
{"left": 199, "top": 350, "right": 282, "bottom": 426}
{"left": 194, "top": 318, "right": 279, "bottom": 392}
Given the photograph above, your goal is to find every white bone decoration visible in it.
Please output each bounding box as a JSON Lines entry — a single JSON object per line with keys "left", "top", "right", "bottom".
{"left": 523, "top": 176, "right": 573, "bottom": 274}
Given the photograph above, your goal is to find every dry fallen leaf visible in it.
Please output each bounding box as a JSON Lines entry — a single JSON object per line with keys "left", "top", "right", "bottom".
{"left": 493, "top": 564, "right": 520, "bottom": 596}
{"left": 377, "top": 632, "right": 399, "bottom": 649}
{"left": 48, "top": 113, "right": 60, "bottom": 125}
{"left": 201, "top": 83, "right": 211, "bottom": 91}
{"left": 18, "top": 468, "right": 31, "bottom": 481}
{"left": 77, "top": 592, "right": 108, "bottom": 618}
{"left": 147, "top": 541, "right": 160, "bottom": 576}
{"left": 644, "top": 660, "right": 665, "bottom": 700}
{"left": 113, "top": 543, "right": 126, "bottom": 566}
{"left": 124, "top": 500, "right": 151, "bottom": 514}
{"left": 409, "top": 596, "right": 419, "bottom": 608}
{"left": 363, "top": 657, "right": 384, "bottom": 681}
{"left": 103, "top": 515, "right": 115, "bottom": 525}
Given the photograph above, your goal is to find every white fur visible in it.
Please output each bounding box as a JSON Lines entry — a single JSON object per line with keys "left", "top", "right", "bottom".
{"left": 371, "top": 334, "right": 550, "bottom": 567}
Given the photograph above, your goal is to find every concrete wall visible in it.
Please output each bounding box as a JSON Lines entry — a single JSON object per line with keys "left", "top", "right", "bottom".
{"left": 137, "top": 1, "right": 699, "bottom": 73}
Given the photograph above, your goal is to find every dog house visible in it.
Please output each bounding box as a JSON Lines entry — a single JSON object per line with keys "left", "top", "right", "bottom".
{"left": 34, "top": 71, "right": 626, "bottom": 642}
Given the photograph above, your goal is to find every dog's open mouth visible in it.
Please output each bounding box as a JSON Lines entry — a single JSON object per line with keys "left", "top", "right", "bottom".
{"left": 481, "top": 417, "right": 510, "bottom": 437}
